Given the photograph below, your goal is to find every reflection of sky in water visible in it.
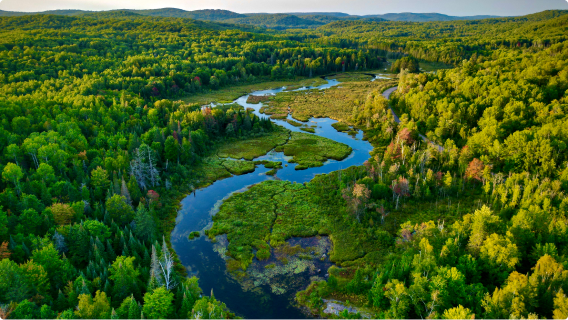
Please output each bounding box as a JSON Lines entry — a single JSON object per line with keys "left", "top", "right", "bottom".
{"left": 171, "top": 79, "right": 374, "bottom": 319}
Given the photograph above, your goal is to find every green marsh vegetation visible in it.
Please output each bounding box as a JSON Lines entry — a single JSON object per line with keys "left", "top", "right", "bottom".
{"left": 216, "top": 126, "right": 290, "bottom": 160}
{"left": 331, "top": 122, "right": 350, "bottom": 132}
{"left": 181, "top": 77, "right": 327, "bottom": 105}
{"left": 262, "top": 72, "right": 398, "bottom": 125}
{"left": 300, "top": 127, "right": 316, "bottom": 133}
{"left": 188, "top": 231, "right": 201, "bottom": 240}
{"left": 221, "top": 159, "right": 257, "bottom": 175}
{"left": 275, "top": 132, "right": 352, "bottom": 170}
{"left": 246, "top": 95, "right": 271, "bottom": 104}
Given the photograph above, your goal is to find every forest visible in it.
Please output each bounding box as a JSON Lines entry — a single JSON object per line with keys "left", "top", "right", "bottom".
{"left": 0, "top": 8, "right": 567, "bottom": 319}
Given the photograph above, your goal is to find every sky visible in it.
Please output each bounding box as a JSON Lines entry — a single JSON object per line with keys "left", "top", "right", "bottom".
{"left": 0, "top": 0, "right": 567, "bottom": 16}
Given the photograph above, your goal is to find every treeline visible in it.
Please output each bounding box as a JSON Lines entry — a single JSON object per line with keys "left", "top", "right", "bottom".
{"left": 0, "top": 15, "right": 386, "bottom": 103}
{"left": 309, "top": 10, "right": 568, "bottom": 65}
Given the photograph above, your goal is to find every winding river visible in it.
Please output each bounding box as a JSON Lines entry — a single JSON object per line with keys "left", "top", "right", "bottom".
{"left": 171, "top": 79, "right": 384, "bottom": 318}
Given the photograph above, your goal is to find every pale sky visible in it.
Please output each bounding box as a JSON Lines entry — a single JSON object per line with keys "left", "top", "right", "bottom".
{"left": 0, "top": 0, "right": 567, "bottom": 16}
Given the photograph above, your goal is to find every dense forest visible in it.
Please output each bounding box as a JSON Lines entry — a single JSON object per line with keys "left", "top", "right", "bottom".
{"left": 0, "top": 8, "right": 567, "bottom": 319}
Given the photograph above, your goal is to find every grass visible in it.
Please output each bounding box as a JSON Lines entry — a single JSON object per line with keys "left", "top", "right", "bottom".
{"left": 300, "top": 127, "right": 316, "bottom": 133}
{"left": 331, "top": 122, "right": 350, "bottom": 132}
{"left": 180, "top": 77, "right": 327, "bottom": 105}
{"left": 207, "top": 180, "right": 327, "bottom": 270}
{"left": 193, "top": 157, "right": 232, "bottom": 186}
{"left": 254, "top": 160, "right": 283, "bottom": 176}
{"left": 246, "top": 95, "right": 270, "bottom": 104}
{"left": 207, "top": 180, "right": 284, "bottom": 270}
{"left": 274, "top": 132, "right": 352, "bottom": 170}
{"left": 188, "top": 231, "right": 201, "bottom": 240}
{"left": 216, "top": 126, "right": 290, "bottom": 160}
{"left": 222, "top": 159, "right": 256, "bottom": 175}
{"left": 286, "top": 119, "right": 303, "bottom": 127}
{"left": 261, "top": 72, "right": 397, "bottom": 125}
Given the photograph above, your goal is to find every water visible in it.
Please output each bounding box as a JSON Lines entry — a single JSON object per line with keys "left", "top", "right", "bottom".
{"left": 371, "top": 74, "right": 393, "bottom": 81}
{"left": 171, "top": 79, "right": 374, "bottom": 318}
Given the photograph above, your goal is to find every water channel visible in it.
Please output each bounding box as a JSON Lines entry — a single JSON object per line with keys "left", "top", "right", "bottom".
{"left": 171, "top": 78, "right": 376, "bottom": 318}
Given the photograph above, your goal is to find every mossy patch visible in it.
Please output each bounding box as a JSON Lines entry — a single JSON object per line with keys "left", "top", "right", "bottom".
{"left": 278, "top": 132, "right": 352, "bottom": 170}
{"left": 222, "top": 159, "right": 256, "bottom": 175}
{"left": 188, "top": 231, "right": 200, "bottom": 240}
{"left": 263, "top": 74, "right": 397, "bottom": 125}
{"left": 208, "top": 180, "right": 325, "bottom": 270}
{"left": 253, "top": 160, "right": 283, "bottom": 169}
{"left": 331, "top": 122, "right": 350, "bottom": 132}
{"left": 208, "top": 180, "right": 285, "bottom": 269}
{"left": 216, "top": 127, "right": 289, "bottom": 160}
{"left": 286, "top": 119, "right": 303, "bottom": 127}
{"left": 246, "top": 95, "right": 270, "bottom": 104}
{"left": 194, "top": 157, "right": 232, "bottom": 186}
{"left": 300, "top": 127, "right": 316, "bottom": 133}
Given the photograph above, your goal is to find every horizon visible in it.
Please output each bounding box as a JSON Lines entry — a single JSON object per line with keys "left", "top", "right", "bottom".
{"left": 1, "top": 0, "right": 567, "bottom": 16}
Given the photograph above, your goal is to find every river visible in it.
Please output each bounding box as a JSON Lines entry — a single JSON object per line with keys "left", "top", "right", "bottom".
{"left": 170, "top": 79, "right": 376, "bottom": 318}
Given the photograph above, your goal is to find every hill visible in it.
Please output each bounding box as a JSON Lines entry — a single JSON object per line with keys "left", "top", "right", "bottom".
{"left": 132, "top": 8, "right": 246, "bottom": 20}
{"left": 365, "top": 12, "right": 499, "bottom": 22}
{"left": 0, "top": 9, "right": 500, "bottom": 26}
{"left": 226, "top": 13, "right": 324, "bottom": 29}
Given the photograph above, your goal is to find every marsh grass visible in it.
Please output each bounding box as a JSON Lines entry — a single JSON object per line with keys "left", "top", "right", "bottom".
{"left": 221, "top": 159, "right": 256, "bottom": 175}
{"left": 246, "top": 95, "right": 270, "bottom": 104}
{"left": 275, "top": 132, "right": 352, "bottom": 170}
{"left": 331, "top": 122, "right": 350, "bottom": 132}
{"left": 300, "top": 127, "right": 316, "bottom": 133}
{"left": 216, "top": 127, "right": 290, "bottom": 160}
{"left": 188, "top": 231, "right": 201, "bottom": 240}
{"left": 286, "top": 119, "right": 303, "bottom": 127}
{"left": 262, "top": 73, "right": 397, "bottom": 125}
{"left": 194, "top": 157, "right": 232, "bottom": 186}
{"left": 180, "top": 77, "right": 327, "bottom": 105}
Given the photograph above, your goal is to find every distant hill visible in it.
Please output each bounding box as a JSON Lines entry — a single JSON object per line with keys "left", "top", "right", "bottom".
{"left": 131, "top": 8, "right": 246, "bottom": 20}
{"left": 0, "top": 8, "right": 506, "bottom": 24}
{"left": 282, "top": 12, "right": 350, "bottom": 17}
{"left": 225, "top": 13, "right": 323, "bottom": 30}
{"left": 364, "top": 12, "right": 500, "bottom": 22}
{"left": 0, "top": 9, "right": 89, "bottom": 16}
{"left": 0, "top": 8, "right": 508, "bottom": 29}
{"left": 78, "top": 10, "right": 142, "bottom": 19}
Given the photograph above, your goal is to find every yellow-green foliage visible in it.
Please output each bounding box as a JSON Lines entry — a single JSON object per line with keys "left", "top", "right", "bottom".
{"left": 217, "top": 127, "right": 290, "bottom": 160}
{"left": 275, "top": 132, "right": 352, "bottom": 170}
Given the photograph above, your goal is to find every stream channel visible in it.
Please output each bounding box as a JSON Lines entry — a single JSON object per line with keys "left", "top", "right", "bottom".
{"left": 171, "top": 78, "right": 376, "bottom": 318}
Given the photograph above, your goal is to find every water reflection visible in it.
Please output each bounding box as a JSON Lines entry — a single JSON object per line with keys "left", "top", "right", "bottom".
{"left": 171, "top": 79, "right": 373, "bottom": 318}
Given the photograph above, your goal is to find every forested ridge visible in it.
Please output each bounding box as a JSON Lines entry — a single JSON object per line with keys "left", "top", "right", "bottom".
{"left": 0, "top": 9, "right": 567, "bottom": 319}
